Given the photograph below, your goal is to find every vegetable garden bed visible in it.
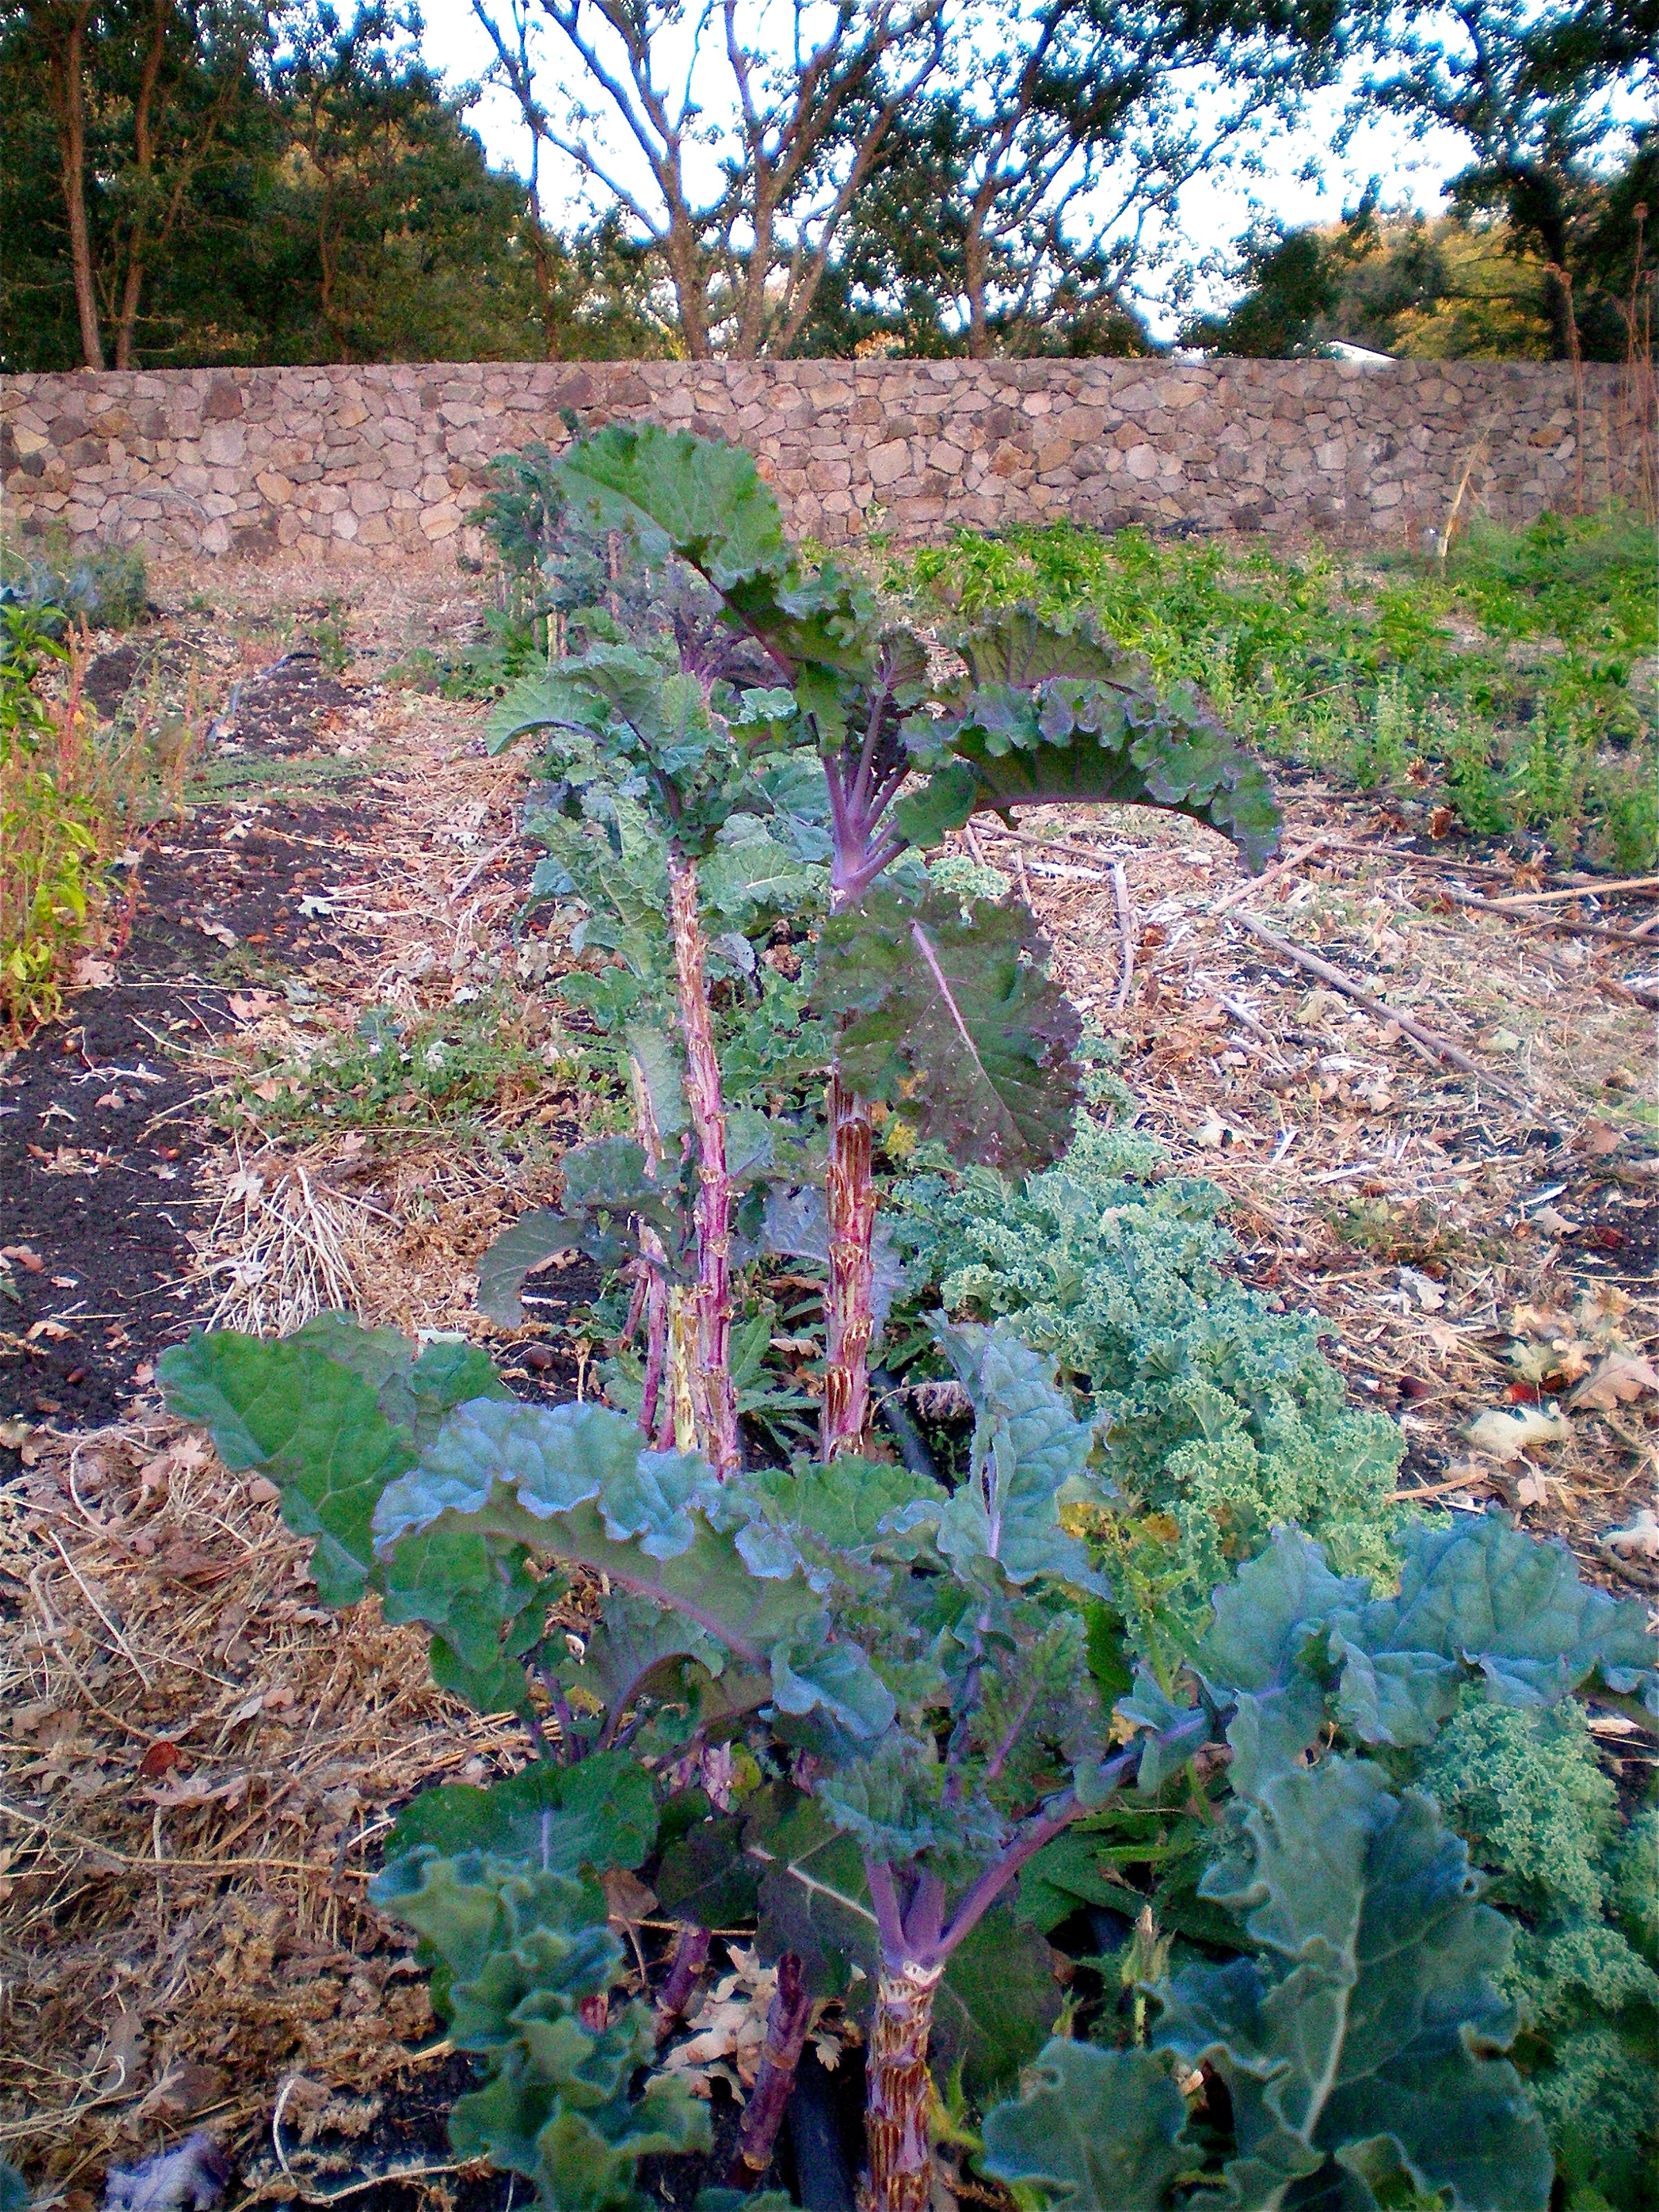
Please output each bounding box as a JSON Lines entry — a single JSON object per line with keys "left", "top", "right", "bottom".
{"left": 3, "top": 455, "right": 1655, "bottom": 2212}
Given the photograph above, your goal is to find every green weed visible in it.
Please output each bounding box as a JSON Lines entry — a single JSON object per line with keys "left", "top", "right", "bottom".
{"left": 232, "top": 989, "right": 544, "bottom": 1136}
{"left": 891, "top": 508, "right": 1657, "bottom": 869}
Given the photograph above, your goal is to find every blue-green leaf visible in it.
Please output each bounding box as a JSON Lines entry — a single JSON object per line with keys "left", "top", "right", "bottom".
{"left": 981, "top": 2041, "right": 1193, "bottom": 2209}
{"left": 158, "top": 1329, "right": 413, "bottom": 1606}
{"left": 1156, "top": 1756, "right": 1554, "bottom": 2212}
{"left": 380, "top": 1752, "right": 657, "bottom": 1875}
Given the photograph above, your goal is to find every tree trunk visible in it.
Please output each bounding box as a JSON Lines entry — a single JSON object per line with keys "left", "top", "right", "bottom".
{"left": 666, "top": 850, "right": 739, "bottom": 1477}
{"left": 821, "top": 1072, "right": 875, "bottom": 1460}
{"left": 50, "top": 2, "right": 104, "bottom": 369}
{"left": 112, "top": 0, "right": 172, "bottom": 369}
{"left": 864, "top": 1960, "right": 942, "bottom": 2212}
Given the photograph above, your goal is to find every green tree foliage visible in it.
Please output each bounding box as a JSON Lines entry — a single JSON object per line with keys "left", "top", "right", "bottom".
{"left": 1187, "top": 189, "right": 1654, "bottom": 362}
{"left": 1358, "top": 0, "right": 1656, "bottom": 362}
{"left": 0, "top": 0, "right": 662, "bottom": 371}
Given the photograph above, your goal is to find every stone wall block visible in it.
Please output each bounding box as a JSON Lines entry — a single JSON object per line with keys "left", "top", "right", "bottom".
{"left": 0, "top": 359, "right": 1629, "bottom": 560}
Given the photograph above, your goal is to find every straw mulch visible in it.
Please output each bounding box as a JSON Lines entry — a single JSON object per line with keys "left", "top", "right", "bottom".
{"left": 0, "top": 1418, "right": 528, "bottom": 2204}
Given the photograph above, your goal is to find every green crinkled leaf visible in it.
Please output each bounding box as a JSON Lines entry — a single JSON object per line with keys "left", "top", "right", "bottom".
{"left": 382, "top": 1752, "right": 657, "bottom": 1875}
{"left": 655, "top": 1813, "right": 760, "bottom": 1929}
{"left": 563, "top": 1589, "right": 731, "bottom": 1714}
{"left": 815, "top": 1733, "right": 1001, "bottom": 1870}
{"left": 624, "top": 1020, "right": 688, "bottom": 1144}
{"left": 485, "top": 662, "right": 620, "bottom": 755}
{"left": 1154, "top": 1756, "right": 1555, "bottom": 2212}
{"left": 980, "top": 2040, "right": 1194, "bottom": 2209}
{"left": 932, "top": 1904, "right": 1063, "bottom": 2101}
{"left": 908, "top": 1323, "right": 1105, "bottom": 1591}
{"left": 1333, "top": 1511, "right": 1659, "bottom": 1709}
{"left": 372, "top": 1399, "right": 824, "bottom": 1678}
{"left": 1193, "top": 1528, "right": 1369, "bottom": 1696}
{"left": 556, "top": 427, "right": 793, "bottom": 603}
{"left": 738, "top": 1456, "right": 944, "bottom": 1583}
{"left": 768, "top": 1609, "right": 896, "bottom": 1739}
{"left": 373, "top": 1847, "right": 708, "bottom": 2211}
{"left": 748, "top": 1789, "right": 881, "bottom": 2001}
{"left": 476, "top": 1210, "right": 583, "bottom": 1328}
{"left": 1329, "top": 1633, "right": 1463, "bottom": 1750}
{"left": 158, "top": 1329, "right": 413, "bottom": 1606}
{"left": 698, "top": 825, "right": 823, "bottom": 924}
{"left": 382, "top": 1528, "right": 545, "bottom": 1714}
{"left": 811, "top": 883, "right": 1081, "bottom": 1174}
{"left": 940, "top": 608, "right": 1282, "bottom": 876}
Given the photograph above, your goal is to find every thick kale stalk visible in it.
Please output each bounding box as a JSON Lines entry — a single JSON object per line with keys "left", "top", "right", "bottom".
{"left": 666, "top": 847, "right": 738, "bottom": 1477}
{"left": 823, "top": 1074, "right": 876, "bottom": 1458}
{"left": 731, "top": 1950, "right": 814, "bottom": 2183}
{"left": 865, "top": 1960, "right": 944, "bottom": 2212}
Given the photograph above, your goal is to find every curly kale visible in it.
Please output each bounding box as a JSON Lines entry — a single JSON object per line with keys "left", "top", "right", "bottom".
{"left": 1416, "top": 1695, "right": 1659, "bottom": 2211}
{"left": 1416, "top": 1695, "right": 1618, "bottom": 1920}
{"left": 890, "top": 1111, "right": 1404, "bottom": 1641}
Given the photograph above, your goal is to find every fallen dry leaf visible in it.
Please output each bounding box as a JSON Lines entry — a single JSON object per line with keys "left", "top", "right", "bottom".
{"left": 1, "top": 1244, "right": 45, "bottom": 1271}
{"left": 1599, "top": 1510, "right": 1659, "bottom": 1562}
{"left": 1567, "top": 1353, "right": 1659, "bottom": 1412}
{"left": 73, "top": 955, "right": 116, "bottom": 988}
{"left": 1465, "top": 1404, "right": 1572, "bottom": 1460}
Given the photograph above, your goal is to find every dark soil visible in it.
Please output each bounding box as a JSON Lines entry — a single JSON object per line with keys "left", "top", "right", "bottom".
{"left": 1, "top": 654, "right": 384, "bottom": 1447}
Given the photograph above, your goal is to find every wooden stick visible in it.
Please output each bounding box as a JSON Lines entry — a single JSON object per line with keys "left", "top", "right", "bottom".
{"left": 1459, "top": 872, "right": 1659, "bottom": 910}
{"left": 1437, "top": 881, "right": 1659, "bottom": 944}
{"left": 1208, "top": 836, "right": 1335, "bottom": 916}
{"left": 1229, "top": 912, "right": 1534, "bottom": 1100}
{"left": 1110, "top": 861, "right": 1136, "bottom": 1011}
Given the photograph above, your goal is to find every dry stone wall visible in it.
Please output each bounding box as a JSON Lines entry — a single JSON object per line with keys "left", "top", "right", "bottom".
{"left": 0, "top": 357, "right": 1629, "bottom": 563}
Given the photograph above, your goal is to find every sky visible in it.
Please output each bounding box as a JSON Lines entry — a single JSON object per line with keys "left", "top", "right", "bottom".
{"left": 409, "top": 0, "right": 1481, "bottom": 338}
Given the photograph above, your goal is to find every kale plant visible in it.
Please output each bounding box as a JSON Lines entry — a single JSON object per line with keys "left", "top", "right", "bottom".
{"left": 151, "top": 432, "right": 1659, "bottom": 2211}
{"left": 159, "top": 1309, "right": 1658, "bottom": 2212}
{"left": 488, "top": 424, "right": 1279, "bottom": 1469}
{"left": 890, "top": 1110, "right": 1405, "bottom": 1651}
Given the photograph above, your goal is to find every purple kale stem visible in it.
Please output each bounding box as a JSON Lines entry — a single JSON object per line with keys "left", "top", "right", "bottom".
{"left": 731, "top": 1950, "right": 814, "bottom": 2186}
{"left": 822, "top": 1071, "right": 875, "bottom": 1459}
{"left": 653, "top": 1922, "right": 712, "bottom": 2041}
{"left": 666, "top": 845, "right": 740, "bottom": 1479}
{"left": 863, "top": 1855, "right": 908, "bottom": 1965}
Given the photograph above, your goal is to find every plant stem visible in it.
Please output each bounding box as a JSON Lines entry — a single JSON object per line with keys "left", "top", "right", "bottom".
{"left": 653, "top": 1922, "right": 711, "bottom": 2040}
{"left": 731, "top": 1950, "right": 814, "bottom": 2184}
{"left": 666, "top": 847, "right": 739, "bottom": 1479}
{"left": 637, "top": 1240, "right": 668, "bottom": 1445}
{"left": 864, "top": 1959, "right": 943, "bottom": 2212}
{"left": 822, "top": 1072, "right": 875, "bottom": 1459}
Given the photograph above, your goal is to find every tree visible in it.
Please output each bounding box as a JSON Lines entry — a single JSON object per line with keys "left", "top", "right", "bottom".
{"left": 1358, "top": 0, "right": 1658, "bottom": 359}
{"left": 472, "top": 0, "right": 948, "bottom": 359}
{"left": 0, "top": 0, "right": 668, "bottom": 369}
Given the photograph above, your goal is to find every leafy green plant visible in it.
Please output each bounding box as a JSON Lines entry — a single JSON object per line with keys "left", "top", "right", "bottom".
{"left": 892, "top": 511, "right": 1657, "bottom": 868}
{"left": 1, "top": 608, "right": 119, "bottom": 1031}
{"left": 492, "top": 426, "right": 1277, "bottom": 1474}
{"left": 1, "top": 536, "right": 149, "bottom": 631}
{"left": 983, "top": 1517, "right": 1658, "bottom": 2212}
{"left": 889, "top": 1111, "right": 1405, "bottom": 1654}
{"left": 232, "top": 992, "right": 544, "bottom": 1136}
{"left": 158, "top": 1310, "right": 1658, "bottom": 2212}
